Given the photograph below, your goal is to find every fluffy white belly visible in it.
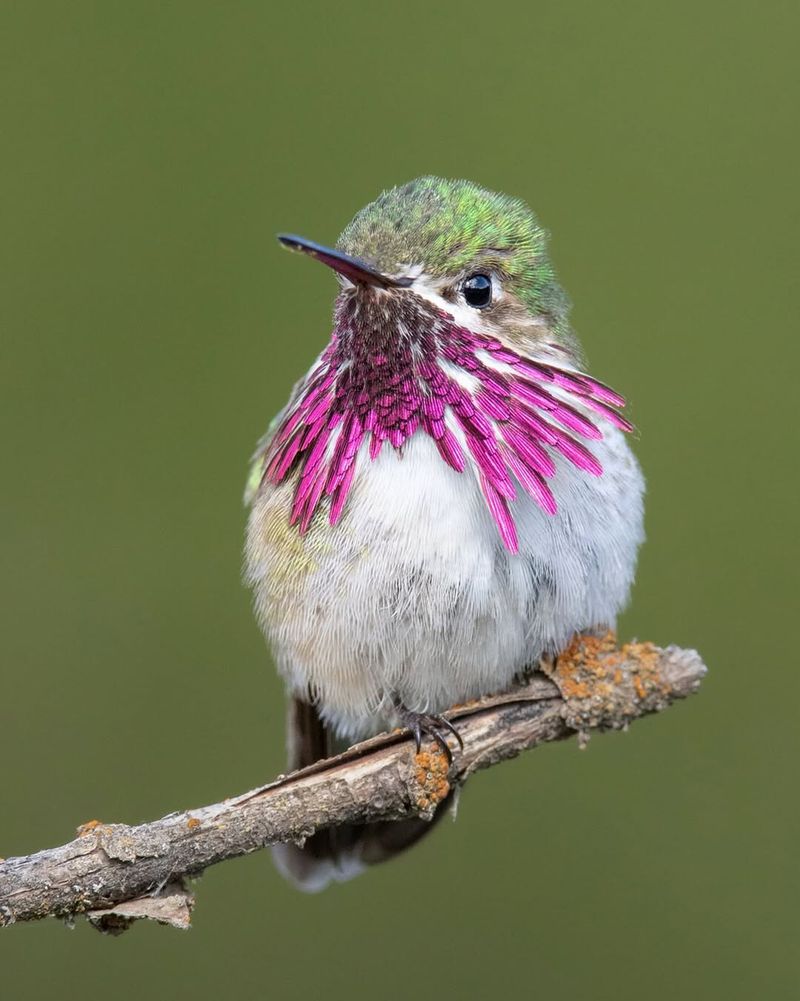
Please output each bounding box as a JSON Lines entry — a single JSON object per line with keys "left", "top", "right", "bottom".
{"left": 246, "top": 424, "right": 644, "bottom": 740}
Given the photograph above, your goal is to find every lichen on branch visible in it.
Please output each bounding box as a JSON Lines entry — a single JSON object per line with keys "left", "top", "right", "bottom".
{"left": 0, "top": 637, "right": 706, "bottom": 933}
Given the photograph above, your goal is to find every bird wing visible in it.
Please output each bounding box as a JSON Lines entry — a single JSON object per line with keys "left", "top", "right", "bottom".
{"left": 243, "top": 373, "right": 309, "bottom": 506}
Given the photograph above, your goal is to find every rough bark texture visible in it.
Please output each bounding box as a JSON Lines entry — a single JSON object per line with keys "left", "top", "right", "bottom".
{"left": 0, "top": 634, "right": 706, "bottom": 933}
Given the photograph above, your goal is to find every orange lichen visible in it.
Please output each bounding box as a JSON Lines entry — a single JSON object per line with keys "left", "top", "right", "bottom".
{"left": 77, "top": 819, "right": 105, "bottom": 837}
{"left": 186, "top": 817, "right": 201, "bottom": 830}
{"left": 412, "top": 747, "right": 451, "bottom": 814}
{"left": 541, "top": 631, "right": 670, "bottom": 731}
{"left": 558, "top": 675, "right": 591, "bottom": 699}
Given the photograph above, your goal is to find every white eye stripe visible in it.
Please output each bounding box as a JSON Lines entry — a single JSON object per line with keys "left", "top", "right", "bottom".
{"left": 399, "top": 271, "right": 503, "bottom": 332}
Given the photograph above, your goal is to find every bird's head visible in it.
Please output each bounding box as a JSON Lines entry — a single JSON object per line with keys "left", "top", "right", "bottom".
{"left": 267, "top": 178, "right": 630, "bottom": 548}
{"left": 280, "top": 176, "right": 579, "bottom": 363}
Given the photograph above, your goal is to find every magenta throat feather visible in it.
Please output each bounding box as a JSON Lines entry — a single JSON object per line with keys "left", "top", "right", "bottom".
{"left": 260, "top": 292, "right": 633, "bottom": 552}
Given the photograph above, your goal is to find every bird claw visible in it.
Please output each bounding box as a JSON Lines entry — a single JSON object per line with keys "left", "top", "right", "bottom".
{"left": 393, "top": 704, "right": 463, "bottom": 764}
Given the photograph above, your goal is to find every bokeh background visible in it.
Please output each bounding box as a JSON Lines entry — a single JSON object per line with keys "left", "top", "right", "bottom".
{"left": 2, "top": 2, "right": 797, "bottom": 998}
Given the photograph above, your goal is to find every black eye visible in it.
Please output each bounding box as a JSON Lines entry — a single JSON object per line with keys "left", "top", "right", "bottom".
{"left": 462, "top": 273, "right": 492, "bottom": 308}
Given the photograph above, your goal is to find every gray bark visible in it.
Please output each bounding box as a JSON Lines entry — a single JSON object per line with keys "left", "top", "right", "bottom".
{"left": 0, "top": 638, "right": 706, "bottom": 933}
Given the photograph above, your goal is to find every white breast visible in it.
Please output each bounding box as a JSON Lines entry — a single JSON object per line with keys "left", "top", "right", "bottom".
{"left": 250, "top": 418, "right": 644, "bottom": 741}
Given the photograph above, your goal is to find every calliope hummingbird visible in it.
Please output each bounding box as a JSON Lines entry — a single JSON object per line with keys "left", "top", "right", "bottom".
{"left": 244, "top": 178, "right": 645, "bottom": 890}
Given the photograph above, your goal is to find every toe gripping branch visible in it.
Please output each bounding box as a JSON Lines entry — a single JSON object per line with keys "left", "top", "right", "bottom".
{"left": 391, "top": 701, "right": 465, "bottom": 765}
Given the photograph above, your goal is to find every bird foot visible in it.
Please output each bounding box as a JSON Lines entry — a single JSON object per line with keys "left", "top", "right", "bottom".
{"left": 392, "top": 703, "right": 464, "bottom": 764}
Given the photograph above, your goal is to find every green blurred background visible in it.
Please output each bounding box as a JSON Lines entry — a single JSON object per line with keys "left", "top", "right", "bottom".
{"left": 1, "top": 1, "right": 797, "bottom": 998}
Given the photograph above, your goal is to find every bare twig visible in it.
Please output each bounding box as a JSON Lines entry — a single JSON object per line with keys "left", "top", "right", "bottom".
{"left": 0, "top": 634, "right": 706, "bottom": 932}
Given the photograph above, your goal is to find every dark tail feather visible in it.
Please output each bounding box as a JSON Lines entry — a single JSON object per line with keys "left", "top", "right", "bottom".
{"left": 271, "top": 696, "right": 453, "bottom": 891}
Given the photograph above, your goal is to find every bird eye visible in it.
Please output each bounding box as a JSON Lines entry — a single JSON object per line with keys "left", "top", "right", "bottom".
{"left": 462, "top": 273, "right": 492, "bottom": 308}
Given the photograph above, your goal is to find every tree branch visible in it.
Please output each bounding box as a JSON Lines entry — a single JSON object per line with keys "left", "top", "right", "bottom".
{"left": 0, "top": 634, "right": 706, "bottom": 933}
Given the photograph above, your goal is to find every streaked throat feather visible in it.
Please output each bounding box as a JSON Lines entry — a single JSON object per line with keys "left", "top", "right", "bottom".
{"left": 258, "top": 290, "right": 633, "bottom": 552}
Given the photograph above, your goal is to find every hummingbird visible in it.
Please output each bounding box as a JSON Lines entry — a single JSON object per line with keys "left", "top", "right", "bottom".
{"left": 244, "top": 177, "right": 645, "bottom": 890}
